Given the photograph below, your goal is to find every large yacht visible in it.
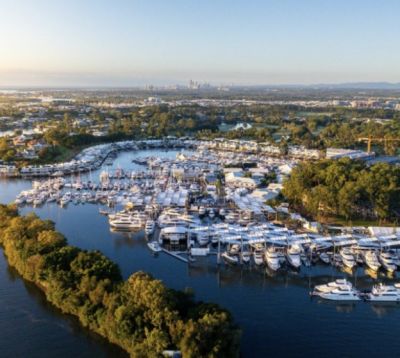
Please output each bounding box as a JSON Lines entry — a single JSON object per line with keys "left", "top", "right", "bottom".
{"left": 365, "top": 283, "right": 400, "bottom": 302}
{"left": 265, "top": 247, "right": 281, "bottom": 271}
{"left": 109, "top": 216, "right": 135, "bottom": 229}
{"left": 314, "top": 279, "right": 353, "bottom": 293}
{"left": 314, "top": 286, "right": 361, "bottom": 301}
{"left": 363, "top": 251, "right": 381, "bottom": 271}
{"left": 339, "top": 248, "right": 356, "bottom": 269}
{"left": 286, "top": 244, "right": 302, "bottom": 269}
{"left": 378, "top": 251, "right": 397, "bottom": 273}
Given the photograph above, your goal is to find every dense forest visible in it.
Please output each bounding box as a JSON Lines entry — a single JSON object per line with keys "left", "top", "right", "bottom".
{"left": 0, "top": 205, "right": 240, "bottom": 357}
{"left": 282, "top": 159, "right": 400, "bottom": 223}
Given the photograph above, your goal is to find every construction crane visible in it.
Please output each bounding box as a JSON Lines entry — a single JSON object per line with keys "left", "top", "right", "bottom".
{"left": 357, "top": 135, "right": 400, "bottom": 153}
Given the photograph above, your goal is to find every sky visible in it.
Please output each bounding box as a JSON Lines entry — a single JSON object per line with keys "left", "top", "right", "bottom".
{"left": 0, "top": 0, "right": 400, "bottom": 87}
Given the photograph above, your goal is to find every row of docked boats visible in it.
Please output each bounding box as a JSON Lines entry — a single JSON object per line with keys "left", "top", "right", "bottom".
{"left": 221, "top": 244, "right": 303, "bottom": 269}
{"left": 312, "top": 279, "right": 400, "bottom": 302}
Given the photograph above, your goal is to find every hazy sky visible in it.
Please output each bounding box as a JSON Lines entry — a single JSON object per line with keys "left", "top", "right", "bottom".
{"left": 1, "top": 0, "right": 399, "bottom": 87}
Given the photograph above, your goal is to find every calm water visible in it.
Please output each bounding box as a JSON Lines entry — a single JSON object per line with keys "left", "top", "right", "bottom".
{"left": 1, "top": 149, "right": 400, "bottom": 358}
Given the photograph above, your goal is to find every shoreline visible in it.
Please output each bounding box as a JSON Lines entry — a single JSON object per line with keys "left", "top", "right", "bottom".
{"left": 0, "top": 205, "right": 240, "bottom": 357}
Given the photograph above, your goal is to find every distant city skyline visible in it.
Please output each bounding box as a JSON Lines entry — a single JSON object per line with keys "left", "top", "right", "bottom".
{"left": 1, "top": 0, "right": 400, "bottom": 87}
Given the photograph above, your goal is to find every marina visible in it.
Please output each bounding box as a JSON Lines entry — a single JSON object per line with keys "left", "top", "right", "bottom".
{"left": 10, "top": 139, "right": 400, "bottom": 279}
{"left": 2, "top": 144, "right": 400, "bottom": 357}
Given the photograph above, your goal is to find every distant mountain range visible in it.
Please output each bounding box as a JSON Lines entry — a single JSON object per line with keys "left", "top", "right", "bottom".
{"left": 308, "top": 82, "right": 400, "bottom": 90}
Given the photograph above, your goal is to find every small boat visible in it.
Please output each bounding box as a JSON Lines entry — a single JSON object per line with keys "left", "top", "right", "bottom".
{"left": 147, "top": 241, "right": 162, "bottom": 253}
{"left": 319, "top": 252, "right": 330, "bottom": 264}
{"left": 365, "top": 283, "right": 400, "bottom": 302}
{"left": 221, "top": 252, "right": 239, "bottom": 265}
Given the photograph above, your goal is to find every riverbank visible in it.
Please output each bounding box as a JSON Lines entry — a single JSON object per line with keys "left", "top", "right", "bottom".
{"left": 0, "top": 204, "right": 240, "bottom": 357}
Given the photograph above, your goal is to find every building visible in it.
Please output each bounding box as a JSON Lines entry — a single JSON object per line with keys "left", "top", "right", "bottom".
{"left": 225, "top": 171, "right": 257, "bottom": 189}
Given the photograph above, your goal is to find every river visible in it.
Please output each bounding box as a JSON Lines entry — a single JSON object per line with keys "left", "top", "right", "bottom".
{"left": 1, "top": 149, "right": 400, "bottom": 357}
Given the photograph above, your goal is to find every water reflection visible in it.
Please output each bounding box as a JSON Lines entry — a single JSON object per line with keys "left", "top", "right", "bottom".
{"left": 1, "top": 255, "right": 128, "bottom": 358}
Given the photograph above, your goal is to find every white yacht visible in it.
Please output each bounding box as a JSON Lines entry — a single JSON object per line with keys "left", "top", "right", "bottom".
{"left": 314, "top": 279, "right": 353, "bottom": 293}
{"left": 339, "top": 248, "right": 356, "bottom": 269}
{"left": 378, "top": 251, "right": 397, "bottom": 273}
{"left": 286, "top": 244, "right": 302, "bottom": 269}
{"left": 144, "top": 220, "right": 155, "bottom": 235}
{"left": 314, "top": 286, "right": 361, "bottom": 301}
{"left": 109, "top": 216, "right": 138, "bottom": 230}
{"left": 265, "top": 247, "right": 281, "bottom": 271}
{"left": 365, "top": 283, "right": 400, "bottom": 302}
{"left": 253, "top": 249, "right": 265, "bottom": 266}
{"left": 364, "top": 251, "right": 381, "bottom": 271}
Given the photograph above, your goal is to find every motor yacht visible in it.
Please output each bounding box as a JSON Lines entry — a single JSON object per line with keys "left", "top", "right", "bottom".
{"left": 339, "top": 248, "right": 356, "bottom": 269}
{"left": 314, "top": 286, "right": 361, "bottom": 301}
{"left": 286, "top": 244, "right": 302, "bottom": 269}
{"left": 363, "top": 251, "right": 381, "bottom": 271}
{"left": 109, "top": 216, "right": 136, "bottom": 229}
{"left": 365, "top": 283, "right": 400, "bottom": 302}
{"left": 265, "top": 247, "right": 281, "bottom": 271}
{"left": 314, "top": 279, "right": 353, "bottom": 293}
{"left": 378, "top": 251, "right": 397, "bottom": 273}
{"left": 253, "top": 249, "right": 265, "bottom": 266}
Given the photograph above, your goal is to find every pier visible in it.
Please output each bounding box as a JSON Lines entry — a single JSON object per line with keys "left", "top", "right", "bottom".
{"left": 161, "top": 249, "right": 191, "bottom": 263}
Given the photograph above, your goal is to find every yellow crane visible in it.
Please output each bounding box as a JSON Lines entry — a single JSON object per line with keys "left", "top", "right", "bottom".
{"left": 357, "top": 136, "right": 400, "bottom": 153}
